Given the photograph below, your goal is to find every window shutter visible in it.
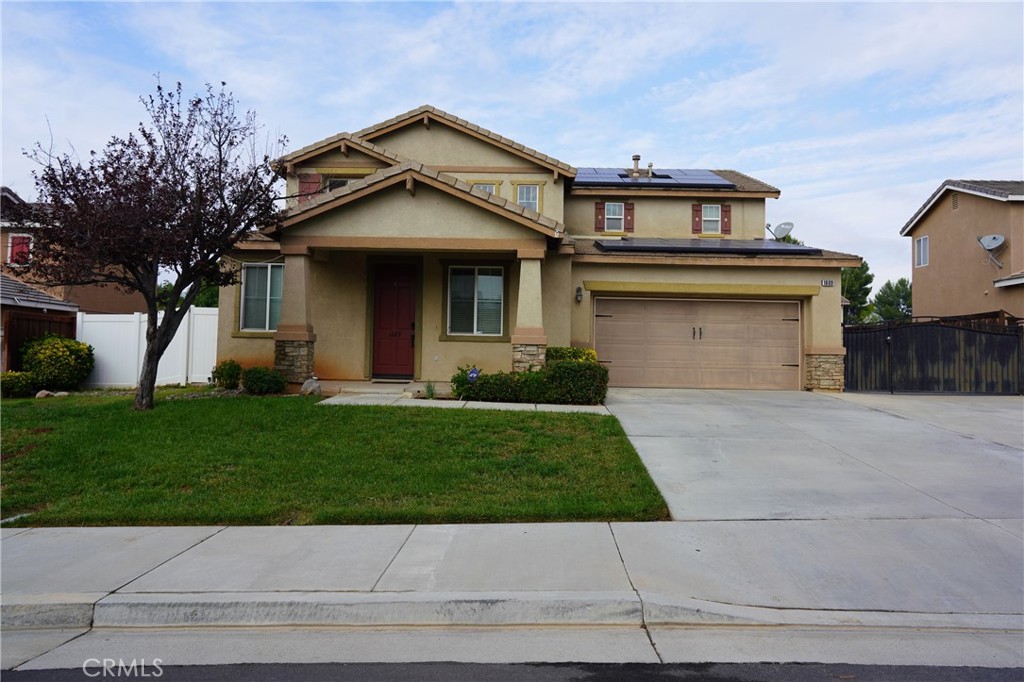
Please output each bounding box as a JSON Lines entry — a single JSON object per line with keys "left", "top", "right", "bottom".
{"left": 721, "top": 205, "right": 732, "bottom": 235}
{"left": 691, "top": 204, "right": 702, "bottom": 234}
{"left": 594, "top": 201, "right": 605, "bottom": 232}
{"left": 624, "top": 202, "right": 635, "bottom": 233}
{"left": 298, "top": 173, "right": 321, "bottom": 204}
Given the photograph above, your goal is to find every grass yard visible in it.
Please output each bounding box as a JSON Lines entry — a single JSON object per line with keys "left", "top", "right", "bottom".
{"left": 1, "top": 393, "right": 669, "bottom": 526}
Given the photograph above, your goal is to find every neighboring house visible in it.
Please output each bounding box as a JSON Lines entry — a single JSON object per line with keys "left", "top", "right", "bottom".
{"left": 218, "top": 106, "right": 859, "bottom": 391}
{"left": 900, "top": 180, "right": 1024, "bottom": 319}
{"left": 0, "top": 273, "right": 78, "bottom": 371}
{"left": 0, "top": 186, "right": 147, "bottom": 314}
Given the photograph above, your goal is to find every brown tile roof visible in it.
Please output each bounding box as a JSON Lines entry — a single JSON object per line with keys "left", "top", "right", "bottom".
{"left": 276, "top": 133, "right": 407, "bottom": 168}
{"left": 354, "top": 105, "right": 577, "bottom": 176}
{"left": 712, "top": 170, "right": 781, "bottom": 195}
{"left": 901, "top": 179, "right": 1024, "bottom": 235}
{"left": 277, "top": 161, "right": 564, "bottom": 237}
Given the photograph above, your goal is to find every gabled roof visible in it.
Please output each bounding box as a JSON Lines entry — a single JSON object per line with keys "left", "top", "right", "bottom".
{"left": 354, "top": 105, "right": 576, "bottom": 178}
{"left": 274, "top": 133, "right": 407, "bottom": 171}
{"left": 901, "top": 179, "right": 1024, "bottom": 236}
{"left": 0, "top": 273, "right": 78, "bottom": 312}
{"left": 271, "top": 161, "right": 564, "bottom": 239}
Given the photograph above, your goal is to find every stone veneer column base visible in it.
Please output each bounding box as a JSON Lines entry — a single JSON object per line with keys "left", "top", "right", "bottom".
{"left": 805, "top": 353, "right": 845, "bottom": 391}
{"left": 512, "top": 344, "right": 546, "bottom": 372}
{"left": 275, "top": 340, "right": 315, "bottom": 384}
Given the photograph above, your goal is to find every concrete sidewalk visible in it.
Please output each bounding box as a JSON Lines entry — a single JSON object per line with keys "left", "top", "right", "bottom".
{"left": 3, "top": 521, "right": 1022, "bottom": 668}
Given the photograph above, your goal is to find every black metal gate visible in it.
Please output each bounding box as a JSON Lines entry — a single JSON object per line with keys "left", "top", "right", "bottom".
{"left": 844, "top": 320, "right": 1024, "bottom": 394}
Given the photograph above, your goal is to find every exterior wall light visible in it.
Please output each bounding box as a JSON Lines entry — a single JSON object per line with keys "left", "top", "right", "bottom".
{"left": 575, "top": 286, "right": 584, "bottom": 303}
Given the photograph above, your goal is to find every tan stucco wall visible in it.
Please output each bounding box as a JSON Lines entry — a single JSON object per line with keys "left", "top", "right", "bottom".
{"left": 908, "top": 192, "right": 1024, "bottom": 318}
{"left": 447, "top": 172, "right": 564, "bottom": 223}
{"left": 564, "top": 195, "right": 767, "bottom": 240}
{"left": 568, "top": 261, "right": 845, "bottom": 354}
{"left": 369, "top": 123, "right": 539, "bottom": 168}
{"left": 285, "top": 183, "right": 547, "bottom": 243}
{"left": 216, "top": 257, "right": 278, "bottom": 369}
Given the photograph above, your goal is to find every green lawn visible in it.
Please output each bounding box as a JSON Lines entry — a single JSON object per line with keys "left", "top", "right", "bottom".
{"left": 0, "top": 393, "right": 669, "bottom": 526}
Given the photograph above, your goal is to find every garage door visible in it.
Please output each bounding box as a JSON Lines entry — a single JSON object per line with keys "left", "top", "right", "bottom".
{"left": 594, "top": 298, "right": 801, "bottom": 389}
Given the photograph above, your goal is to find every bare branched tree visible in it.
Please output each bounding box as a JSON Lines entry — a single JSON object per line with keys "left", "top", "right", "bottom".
{"left": 12, "top": 81, "right": 286, "bottom": 409}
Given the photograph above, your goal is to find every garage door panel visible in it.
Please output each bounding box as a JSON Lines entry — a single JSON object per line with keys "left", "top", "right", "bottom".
{"left": 594, "top": 298, "right": 801, "bottom": 390}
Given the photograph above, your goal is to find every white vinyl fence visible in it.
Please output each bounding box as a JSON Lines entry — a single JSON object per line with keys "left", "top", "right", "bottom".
{"left": 77, "top": 307, "right": 219, "bottom": 388}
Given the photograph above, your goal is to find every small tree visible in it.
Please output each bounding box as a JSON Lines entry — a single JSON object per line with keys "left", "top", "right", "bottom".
{"left": 842, "top": 261, "right": 875, "bottom": 324}
{"left": 873, "top": 277, "right": 912, "bottom": 321}
{"left": 13, "top": 81, "right": 285, "bottom": 409}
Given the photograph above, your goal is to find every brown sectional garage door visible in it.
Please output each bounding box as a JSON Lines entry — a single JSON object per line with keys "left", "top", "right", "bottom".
{"left": 594, "top": 298, "right": 801, "bottom": 390}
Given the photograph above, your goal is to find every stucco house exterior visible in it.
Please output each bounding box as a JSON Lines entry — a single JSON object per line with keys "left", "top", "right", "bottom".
{"left": 1, "top": 186, "right": 147, "bottom": 314}
{"left": 217, "top": 106, "right": 859, "bottom": 391}
{"left": 900, "top": 180, "right": 1023, "bottom": 320}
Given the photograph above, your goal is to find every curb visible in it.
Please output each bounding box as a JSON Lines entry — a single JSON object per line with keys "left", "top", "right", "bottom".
{"left": 6, "top": 591, "right": 1021, "bottom": 632}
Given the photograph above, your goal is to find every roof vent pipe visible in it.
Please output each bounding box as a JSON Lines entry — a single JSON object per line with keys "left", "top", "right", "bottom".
{"left": 647, "top": 162, "right": 654, "bottom": 178}
{"left": 631, "top": 154, "right": 641, "bottom": 178}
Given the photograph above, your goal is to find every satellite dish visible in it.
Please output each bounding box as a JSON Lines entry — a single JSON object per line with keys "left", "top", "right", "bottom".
{"left": 766, "top": 221, "right": 795, "bottom": 240}
{"left": 978, "top": 234, "right": 1005, "bottom": 251}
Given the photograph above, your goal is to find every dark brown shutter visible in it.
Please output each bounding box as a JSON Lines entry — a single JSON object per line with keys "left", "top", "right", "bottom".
{"left": 595, "top": 201, "right": 605, "bottom": 232}
{"left": 298, "top": 173, "right": 321, "bottom": 204}
{"left": 721, "top": 204, "right": 732, "bottom": 235}
{"left": 624, "top": 202, "right": 635, "bottom": 233}
{"left": 692, "top": 204, "right": 702, "bottom": 234}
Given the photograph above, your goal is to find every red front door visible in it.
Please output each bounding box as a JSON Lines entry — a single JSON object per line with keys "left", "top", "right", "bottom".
{"left": 372, "top": 265, "right": 416, "bottom": 378}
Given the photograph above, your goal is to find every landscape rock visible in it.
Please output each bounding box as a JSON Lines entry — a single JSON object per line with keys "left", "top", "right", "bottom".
{"left": 35, "top": 390, "right": 54, "bottom": 399}
{"left": 54, "top": 392, "right": 70, "bottom": 397}
{"left": 299, "top": 378, "right": 322, "bottom": 396}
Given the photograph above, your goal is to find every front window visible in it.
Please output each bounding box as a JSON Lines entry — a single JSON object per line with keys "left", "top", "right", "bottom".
{"left": 241, "top": 263, "right": 284, "bottom": 331}
{"left": 472, "top": 183, "right": 496, "bottom": 194}
{"left": 324, "top": 177, "right": 349, "bottom": 192}
{"left": 605, "top": 202, "right": 624, "bottom": 232}
{"left": 702, "top": 205, "right": 721, "bottom": 234}
{"left": 516, "top": 184, "right": 539, "bottom": 212}
{"left": 915, "top": 236, "right": 929, "bottom": 267}
{"left": 448, "top": 266, "right": 503, "bottom": 336}
{"left": 6, "top": 234, "right": 32, "bottom": 265}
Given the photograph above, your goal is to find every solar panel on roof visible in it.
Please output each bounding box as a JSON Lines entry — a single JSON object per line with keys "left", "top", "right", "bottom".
{"left": 595, "top": 238, "right": 821, "bottom": 256}
{"left": 573, "top": 167, "right": 735, "bottom": 189}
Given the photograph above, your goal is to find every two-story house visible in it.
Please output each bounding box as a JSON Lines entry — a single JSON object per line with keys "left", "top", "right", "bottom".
{"left": 900, "top": 180, "right": 1024, "bottom": 320}
{"left": 217, "top": 106, "right": 859, "bottom": 391}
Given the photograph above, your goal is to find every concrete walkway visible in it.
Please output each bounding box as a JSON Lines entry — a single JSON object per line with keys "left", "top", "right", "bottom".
{"left": 2, "top": 389, "right": 1022, "bottom": 669}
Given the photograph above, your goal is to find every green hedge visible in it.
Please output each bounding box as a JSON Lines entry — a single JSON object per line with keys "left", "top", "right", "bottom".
{"left": 1, "top": 371, "right": 37, "bottom": 398}
{"left": 450, "top": 347, "right": 608, "bottom": 405}
{"left": 211, "top": 359, "right": 242, "bottom": 390}
{"left": 21, "top": 335, "right": 95, "bottom": 391}
{"left": 241, "top": 366, "right": 287, "bottom": 395}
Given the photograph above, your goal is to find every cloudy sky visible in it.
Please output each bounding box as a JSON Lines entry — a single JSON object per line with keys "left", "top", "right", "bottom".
{"left": 2, "top": 1, "right": 1022, "bottom": 292}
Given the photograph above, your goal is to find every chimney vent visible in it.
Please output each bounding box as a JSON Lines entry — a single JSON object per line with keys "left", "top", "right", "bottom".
{"left": 647, "top": 161, "right": 654, "bottom": 178}
{"left": 631, "top": 154, "right": 641, "bottom": 178}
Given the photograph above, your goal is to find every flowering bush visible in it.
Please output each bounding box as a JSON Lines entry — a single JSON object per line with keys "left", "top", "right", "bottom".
{"left": 21, "top": 335, "right": 95, "bottom": 390}
{"left": 1, "top": 371, "right": 37, "bottom": 398}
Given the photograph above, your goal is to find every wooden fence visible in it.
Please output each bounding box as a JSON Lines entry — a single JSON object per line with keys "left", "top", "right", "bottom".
{"left": 844, "top": 320, "right": 1023, "bottom": 394}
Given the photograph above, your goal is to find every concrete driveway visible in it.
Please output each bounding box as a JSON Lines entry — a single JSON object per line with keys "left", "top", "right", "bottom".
{"left": 604, "top": 389, "right": 1024, "bottom": 524}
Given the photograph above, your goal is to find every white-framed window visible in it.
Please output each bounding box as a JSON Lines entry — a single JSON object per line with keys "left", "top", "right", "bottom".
{"left": 605, "top": 202, "right": 624, "bottom": 232}
{"left": 702, "top": 205, "right": 721, "bottom": 234}
{"left": 915, "top": 236, "right": 929, "bottom": 267}
{"left": 516, "top": 184, "right": 539, "bottom": 212}
{"left": 448, "top": 266, "right": 503, "bottom": 336}
{"left": 472, "top": 183, "right": 496, "bottom": 194}
{"left": 241, "top": 263, "right": 284, "bottom": 331}
{"left": 6, "top": 233, "right": 32, "bottom": 265}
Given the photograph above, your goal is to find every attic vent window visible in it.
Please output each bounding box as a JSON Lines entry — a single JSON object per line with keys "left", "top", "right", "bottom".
{"left": 952, "top": 192, "right": 959, "bottom": 210}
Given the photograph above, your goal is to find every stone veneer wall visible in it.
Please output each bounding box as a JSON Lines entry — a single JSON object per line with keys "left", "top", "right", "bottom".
{"left": 512, "top": 344, "right": 546, "bottom": 372}
{"left": 805, "top": 353, "right": 845, "bottom": 391}
{"left": 275, "top": 340, "right": 315, "bottom": 383}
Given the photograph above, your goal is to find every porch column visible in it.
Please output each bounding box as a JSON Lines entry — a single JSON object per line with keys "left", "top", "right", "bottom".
{"left": 511, "top": 252, "right": 547, "bottom": 371}
{"left": 274, "top": 250, "right": 317, "bottom": 384}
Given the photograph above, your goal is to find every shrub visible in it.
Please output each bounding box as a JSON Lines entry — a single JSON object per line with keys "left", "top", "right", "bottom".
{"left": 1, "top": 371, "right": 37, "bottom": 398}
{"left": 21, "top": 335, "right": 94, "bottom": 390}
{"left": 241, "top": 366, "right": 286, "bottom": 395}
{"left": 544, "top": 360, "right": 609, "bottom": 405}
{"left": 211, "top": 359, "right": 242, "bottom": 390}
{"left": 474, "top": 371, "right": 522, "bottom": 402}
{"left": 545, "top": 346, "right": 598, "bottom": 364}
